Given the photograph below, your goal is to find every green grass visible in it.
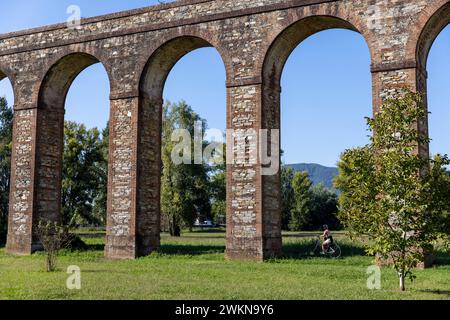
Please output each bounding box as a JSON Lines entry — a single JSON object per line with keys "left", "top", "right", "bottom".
{"left": 0, "top": 230, "right": 449, "bottom": 300}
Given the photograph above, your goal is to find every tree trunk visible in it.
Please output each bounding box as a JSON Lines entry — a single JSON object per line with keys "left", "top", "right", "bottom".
{"left": 399, "top": 271, "right": 405, "bottom": 291}
{"left": 173, "top": 224, "right": 181, "bottom": 237}
{"left": 169, "top": 216, "right": 181, "bottom": 237}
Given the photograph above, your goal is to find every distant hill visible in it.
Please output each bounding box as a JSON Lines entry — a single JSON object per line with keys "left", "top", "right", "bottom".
{"left": 284, "top": 163, "right": 338, "bottom": 189}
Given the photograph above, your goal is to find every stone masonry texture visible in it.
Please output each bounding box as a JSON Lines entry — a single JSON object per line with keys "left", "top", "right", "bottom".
{"left": 1, "top": 0, "right": 449, "bottom": 261}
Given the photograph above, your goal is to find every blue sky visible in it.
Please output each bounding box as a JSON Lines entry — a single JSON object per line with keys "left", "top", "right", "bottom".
{"left": 0, "top": 1, "right": 449, "bottom": 167}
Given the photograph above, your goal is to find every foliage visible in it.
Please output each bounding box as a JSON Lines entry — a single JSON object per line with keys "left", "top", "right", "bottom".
{"left": 0, "top": 97, "right": 12, "bottom": 243}
{"left": 210, "top": 170, "right": 226, "bottom": 225}
{"left": 281, "top": 167, "right": 295, "bottom": 230}
{"left": 62, "top": 121, "right": 108, "bottom": 227}
{"left": 289, "top": 171, "right": 313, "bottom": 231}
{"left": 161, "top": 101, "right": 212, "bottom": 236}
{"left": 91, "top": 123, "right": 109, "bottom": 225}
{"left": 308, "top": 183, "right": 340, "bottom": 230}
{"left": 35, "top": 221, "right": 74, "bottom": 272}
{"left": 335, "top": 90, "right": 450, "bottom": 291}
{"left": 282, "top": 167, "right": 340, "bottom": 231}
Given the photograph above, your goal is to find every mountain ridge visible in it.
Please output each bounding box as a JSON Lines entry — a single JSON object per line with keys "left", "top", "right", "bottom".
{"left": 284, "top": 163, "right": 338, "bottom": 189}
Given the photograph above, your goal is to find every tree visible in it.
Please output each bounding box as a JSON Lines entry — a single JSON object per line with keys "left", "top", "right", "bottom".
{"left": 91, "top": 123, "right": 109, "bottom": 225}
{"left": 334, "top": 90, "right": 450, "bottom": 291}
{"left": 0, "top": 97, "right": 12, "bottom": 243}
{"left": 210, "top": 170, "right": 226, "bottom": 225}
{"left": 36, "top": 221, "right": 74, "bottom": 272}
{"left": 308, "top": 183, "right": 340, "bottom": 230}
{"left": 161, "top": 101, "right": 211, "bottom": 236}
{"left": 289, "top": 171, "right": 312, "bottom": 231}
{"left": 62, "top": 121, "right": 107, "bottom": 227}
{"left": 281, "top": 167, "right": 295, "bottom": 230}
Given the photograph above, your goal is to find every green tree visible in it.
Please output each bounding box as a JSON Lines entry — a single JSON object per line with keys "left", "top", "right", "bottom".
{"left": 308, "top": 183, "right": 340, "bottom": 230}
{"left": 289, "top": 171, "right": 312, "bottom": 231}
{"left": 161, "top": 101, "right": 211, "bottom": 236}
{"left": 334, "top": 90, "right": 450, "bottom": 291}
{"left": 0, "top": 97, "right": 12, "bottom": 242}
{"left": 62, "top": 121, "right": 107, "bottom": 227}
{"left": 91, "top": 123, "right": 109, "bottom": 225}
{"left": 210, "top": 170, "right": 226, "bottom": 225}
{"left": 281, "top": 167, "right": 295, "bottom": 230}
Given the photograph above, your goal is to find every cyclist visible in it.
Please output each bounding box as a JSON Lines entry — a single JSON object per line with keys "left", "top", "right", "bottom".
{"left": 321, "top": 224, "right": 333, "bottom": 254}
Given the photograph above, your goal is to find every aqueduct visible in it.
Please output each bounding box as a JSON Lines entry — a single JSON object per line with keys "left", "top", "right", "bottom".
{"left": 1, "top": 0, "right": 449, "bottom": 260}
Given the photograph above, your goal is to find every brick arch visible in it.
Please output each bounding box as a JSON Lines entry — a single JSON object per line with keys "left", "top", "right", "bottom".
{"left": 0, "top": 68, "right": 8, "bottom": 81}
{"left": 139, "top": 33, "right": 230, "bottom": 100}
{"left": 38, "top": 51, "right": 111, "bottom": 111}
{"left": 261, "top": 15, "right": 373, "bottom": 89}
{"left": 125, "top": 33, "right": 229, "bottom": 258}
{"left": 256, "top": 15, "right": 373, "bottom": 259}
{"left": 33, "top": 51, "right": 112, "bottom": 234}
{"left": 406, "top": 0, "right": 450, "bottom": 69}
{"left": 0, "top": 66, "right": 16, "bottom": 105}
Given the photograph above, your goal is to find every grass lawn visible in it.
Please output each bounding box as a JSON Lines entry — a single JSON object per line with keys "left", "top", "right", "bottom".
{"left": 0, "top": 229, "right": 449, "bottom": 300}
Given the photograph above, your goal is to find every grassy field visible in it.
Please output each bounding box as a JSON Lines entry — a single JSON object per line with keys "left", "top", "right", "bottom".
{"left": 0, "top": 229, "right": 449, "bottom": 300}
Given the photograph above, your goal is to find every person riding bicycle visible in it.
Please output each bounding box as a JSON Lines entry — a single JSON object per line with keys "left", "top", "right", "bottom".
{"left": 322, "top": 224, "right": 333, "bottom": 254}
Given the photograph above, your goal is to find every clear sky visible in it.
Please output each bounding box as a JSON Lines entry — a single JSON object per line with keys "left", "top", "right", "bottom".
{"left": 0, "top": 1, "right": 449, "bottom": 167}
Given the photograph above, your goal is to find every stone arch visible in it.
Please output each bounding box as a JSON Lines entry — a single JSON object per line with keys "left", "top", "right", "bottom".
{"left": 261, "top": 15, "right": 373, "bottom": 90}
{"left": 406, "top": 0, "right": 450, "bottom": 69}
{"left": 139, "top": 34, "right": 230, "bottom": 101}
{"left": 403, "top": 1, "right": 450, "bottom": 161}
{"left": 38, "top": 52, "right": 111, "bottom": 111}
{"left": 258, "top": 16, "right": 373, "bottom": 255}
{"left": 35, "top": 52, "right": 111, "bottom": 228}
{"left": 0, "top": 67, "right": 16, "bottom": 105}
{"left": 132, "top": 34, "right": 228, "bottom": 256}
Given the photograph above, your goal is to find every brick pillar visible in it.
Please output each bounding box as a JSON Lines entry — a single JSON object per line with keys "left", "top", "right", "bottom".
{"left": 105, "top": 95, "right": 161, "bottom": 259}
{"left": 226, "top": 82, "right": 282, "bottom": 261}
{"left": 372, "top": 62, "right": 433, "bottom": 268}
{"left": 136, "top": 95, "right": 161, "bottom": 257}
{"left": 6, "top": 107, "right": 38, "bottom": 255}
{"left": 371, "top": 62, "right": 429, "bottom": 157}
{"left": 105, "top": 97, "right": 139, "bottom": 259}
{"left": 261, "top": 82, "right": 282, "bottom": 258}
{"left": 7, "top": 95, "right": 69, "bottom": 256}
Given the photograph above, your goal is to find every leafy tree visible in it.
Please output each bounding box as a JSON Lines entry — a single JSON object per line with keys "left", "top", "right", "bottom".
{"left": 91, "top": 123, "right": 109, "bottom": 225}
{"left": 0, "top": 97, "right": 12, "bottom": 243}
{"left": 161, "top": 101, "right": 211, "bottom": 236}
{"left": 289, "top": 171, "right": 312, "bottom": 231}
{"left": 334, "top": 90, "right": 450, "bottom": 291}
{"left": 308, "top": 183, "right": 340, "bottom": 230}
{"left": 281, "top": 167, "right": 295, "bottom": 230}
{"left": 62, "top": 121, "right": 107, "bottom": 227}
{"left": 210, "top": 170, "right": 226, "bottom": 225}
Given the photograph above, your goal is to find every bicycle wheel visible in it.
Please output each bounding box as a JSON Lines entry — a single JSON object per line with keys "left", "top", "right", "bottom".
{"left": 330, "top": 243, "right": 341, "bottom": 258}
{"left": 311, "top": 240, "right": 321, "bottom": 256}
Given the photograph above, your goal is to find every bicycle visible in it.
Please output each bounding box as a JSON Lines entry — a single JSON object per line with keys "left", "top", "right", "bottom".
{"left": 310, "top": 236, "right": 341, "bottom": 258}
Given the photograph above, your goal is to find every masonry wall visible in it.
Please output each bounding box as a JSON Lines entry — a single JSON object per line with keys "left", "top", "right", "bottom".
{"left": 1, "top": 0, "right": 448, "bottom": 260}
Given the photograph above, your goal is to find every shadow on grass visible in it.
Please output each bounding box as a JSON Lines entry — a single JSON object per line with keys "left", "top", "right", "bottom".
{"left": 417, "top": 289, "right": 450, "bottom": 297}
{"left": 281, "top": 241, "right": 367, "bottom": 260}
{"left": 154, "top": 242, "right": 367, "bottom": 259}
{"left": 434, "top": 250, "right": 450, "bottom": 266}
{"left": 159, "top": 244, "right": 226, "bottom": 256}
{"left": 189, "top": 228, "right": 226, "bottom": 234}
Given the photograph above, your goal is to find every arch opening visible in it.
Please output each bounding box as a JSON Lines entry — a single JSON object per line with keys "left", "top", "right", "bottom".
{"left": 0, "top": 72, "right": 14, "bottom": 106}
{"left": 261, "top": 16, "right": 372, "bottom": 251}
{"left": 0, "top": 73, "right": 14, "bottom": 245}
{"left": 137, "top": 36, "right": 227, "bottom": 254}
{"left": 415, "top": 3, "right": 450, "bottom": 69}
{"left": 427, "top": 24, "right": 450, "bottom": 160}
{"left": 262, "top": 16, "right": 363, "bottom": 88}
{"left": 35, "top": 53, "right": 111, "bottom": 241}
